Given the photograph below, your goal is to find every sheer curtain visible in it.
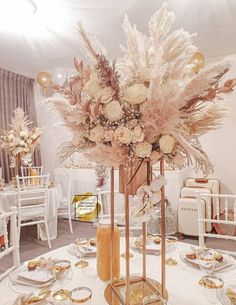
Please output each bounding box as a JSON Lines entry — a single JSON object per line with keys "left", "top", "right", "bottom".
{"left": 0, "top": 68, "right": 41, "bottom": 182}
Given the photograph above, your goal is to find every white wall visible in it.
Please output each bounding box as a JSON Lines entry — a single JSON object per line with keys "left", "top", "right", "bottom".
{"left": 34, "top": 85, "right": 71, "bottom": 178}
{"left": 34, "top": 86, "right": 92, "bottom": 178}
{"left": 35, "top": 57, "right": 236, "bottom": 192}
{"left": 198, "top": 58, "right": 236, "bottom": 193}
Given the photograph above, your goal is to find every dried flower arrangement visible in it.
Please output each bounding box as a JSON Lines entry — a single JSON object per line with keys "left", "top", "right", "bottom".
{"left": 48, "top": 3, "right": 236, "bottom": 176}
{"left": 0, "top": 108, "right": 43, "bottom": 167}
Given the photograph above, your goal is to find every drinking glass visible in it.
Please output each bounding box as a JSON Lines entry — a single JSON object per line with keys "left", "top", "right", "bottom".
{"left": 75, "top": 238, "right": 89, "bottom": 268}
{"left": 198, "top": 251, "right": 216, "bottom": 276}
{"left": 165, "top": 236, "right": 178, "bottom": 266}
{"left": 202, "top": 275, "right": 224, "bottom": 304}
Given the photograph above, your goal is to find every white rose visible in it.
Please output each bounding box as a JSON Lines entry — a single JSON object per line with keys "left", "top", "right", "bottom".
{"left": 82, "top": 77, "right": 100, "bottom": 97}
{"left": 20, "top": 131, "right": 27, "bottom": 138}
{"left": 135, "top": 142, "right": 152, "bottom": 158}
{"left": 27, "top": 138, "right": 33, "bottom": 144}
{"left": 159, "top": 134, "right": 175, "bottom": 154}
{"left": 104, "top": 100, "right": 123, "bottom": 121}
{"left": 89, "top": 125, "right": 104, "bottom": 143}
{"left": 132, "top": 126, "right": 145, "bottom": 143}
{"left": 123, "top": 84, "right": 147, "bottom": 105}
{"left": 114, "top": 126, "right": 133, "bottom": 145}
{"left": 8, "top": 134, "right": 14, "bottom": 141}
{"left": 19, "top": 140, "right": 25, "bottom": 147}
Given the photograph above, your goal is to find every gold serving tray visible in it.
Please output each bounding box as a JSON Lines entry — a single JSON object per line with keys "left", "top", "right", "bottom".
{"left": 104, "top": 276, "right": 168, "bottom": 305}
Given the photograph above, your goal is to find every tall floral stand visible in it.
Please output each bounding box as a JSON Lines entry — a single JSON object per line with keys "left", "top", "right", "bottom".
{"left": 105, "top": 159, "right": 168, "bottom": 305}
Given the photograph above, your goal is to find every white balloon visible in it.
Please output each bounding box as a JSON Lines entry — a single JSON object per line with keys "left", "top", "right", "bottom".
{"left": 67, "top": 69, "right": 77, "bottom": 81}
{"left": 52, "top": 68, "right": 66, "bottom": 86}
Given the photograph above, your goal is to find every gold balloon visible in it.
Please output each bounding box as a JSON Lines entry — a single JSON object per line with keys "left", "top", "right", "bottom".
{"left": 36, "top": 72, "right": 52, "bottom": 88}
{"left": 191, "top": 52, "right": 205, "bottom": 73}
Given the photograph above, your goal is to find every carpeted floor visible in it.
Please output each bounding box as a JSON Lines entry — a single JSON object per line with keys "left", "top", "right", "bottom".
{"left": 0, "top": 219, "right": 235, "bottom": 274}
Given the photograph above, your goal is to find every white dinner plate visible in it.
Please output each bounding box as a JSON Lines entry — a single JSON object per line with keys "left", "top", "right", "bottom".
{"left": 67, "top": 243, "right": 96, "bottom": 258}
{"left": 179, "top": 250, "right": 235, "bottom": 273}
{"left": 132, "top": 237, "right": 175, "bottom": 255}
{"left": 8, "top": 262, "right": 72, "bottom": 294}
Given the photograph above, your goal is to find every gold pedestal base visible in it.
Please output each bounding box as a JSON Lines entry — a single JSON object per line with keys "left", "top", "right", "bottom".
{"left": 104, "top": 276, "right": 168, "bottom": 305}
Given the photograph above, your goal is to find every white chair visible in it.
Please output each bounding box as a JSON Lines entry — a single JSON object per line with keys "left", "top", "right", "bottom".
{"left": 97, "top": 189, "right": 124, "bottom": 217}
{"left": 20, "top": 166, "right": 44, "bottom": 177}
{"left": 197, "top": 192, "right": 236, "bottom": 255}
{"left": 0, "top": 206, "right": 20, "bottom": 280}
{"left": 57, "top": 169, "right": 73, "bottom": 234}
{"left": 16, "top": 174, "right": 52, "bottom": 249}
{"left": 96, "top": 190, "right": 142, "bottom": 231}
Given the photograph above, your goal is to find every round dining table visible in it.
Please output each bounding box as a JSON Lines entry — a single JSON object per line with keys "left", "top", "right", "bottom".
{"left": 0, "top": 241, "right": 235, "bottom": 305}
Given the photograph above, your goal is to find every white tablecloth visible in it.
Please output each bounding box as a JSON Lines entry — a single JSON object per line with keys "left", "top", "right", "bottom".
{"left": 0, "top": 241, "right": 235, "bottom": 305}
{"left": 0, "top": 187, "right": 60, "bottom": 240}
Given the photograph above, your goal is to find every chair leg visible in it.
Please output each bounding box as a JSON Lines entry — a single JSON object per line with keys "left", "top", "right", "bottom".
{"left": 68, "top": 207, "right": 73, "bottom": 234}
{"left": 37, "top": 224, "right": 40, "bottom": 240}
{"left": 17, "top": 216, "right": 22, "bottom": 244}
{"left": 44, "top": 220, "right": 52, "bottom": 249}
{"left": 69, "top": 216, "right": 73, "bottom": 234}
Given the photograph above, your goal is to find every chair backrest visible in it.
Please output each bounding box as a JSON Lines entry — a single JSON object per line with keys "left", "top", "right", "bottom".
{"left": 16, "top": 174, "right": 50, "bottom": 208}
{"left": 96, "top": 190, "right": 142, "bottom": 231}
{"left": 21, "top": 166, "right": 44, "bottom": 177}
{"left": 54, "top": 168, "right": 72, "bottom": 203}
{"left": 0, "top": 206, "right": 20, "bottom": 280}
{"left": 197, "top": 192, "right": 236, "bottom": 252}
{"left": 97, "top": 190, "right": 125, "bottom": 216}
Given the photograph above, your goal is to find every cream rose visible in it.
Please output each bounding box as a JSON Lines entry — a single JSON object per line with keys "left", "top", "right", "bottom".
{"left": 132, "top": 126, "right": 145, "bottom": 143}
{"left": 89, "top": 125, "right": 104, "bottom": 143}
{"left": 159, "top": 134, "right": 175, "bottom": 154}
{"left": 124, "top": 84, "right": 147, "bottom": 105}
{"left": 8, "top": 134, "right": 14, "bottom": 141}
{"left": 104, "top": 100, "right": 123, "bottom": 121}
{"left": 20, "top": 131, "right": 28, "bottom": 138}
{"left": 114, "top": 126, "right": 133, "bottom": 145}
{"left": 135, "top": 141, "right": 152, "bottom": 158}
{"left": 19, "top": 140, "right": 25, "bottom": 147}
{"left": 83, "top": 77, "right": 100, "bottom": 97}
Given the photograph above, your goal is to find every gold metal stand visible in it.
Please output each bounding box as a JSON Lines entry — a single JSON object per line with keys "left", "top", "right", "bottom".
{"left": 106, "top": 159, "right": 167, "bottom": 305}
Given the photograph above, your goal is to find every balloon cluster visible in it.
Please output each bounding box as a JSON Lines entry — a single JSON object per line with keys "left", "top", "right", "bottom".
{"left": 36, "top": 68, "right": 77, "bottom": 89}
{"left": 190, "top": 51, "right": 205, "bottom": 73}
{"left": 37, "top": 51, "right": 204, "bottom": 91}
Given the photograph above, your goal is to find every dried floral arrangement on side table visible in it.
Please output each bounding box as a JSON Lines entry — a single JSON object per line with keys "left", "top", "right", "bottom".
{"left": 0, "top": 108, "right": 43, "bottom": 170}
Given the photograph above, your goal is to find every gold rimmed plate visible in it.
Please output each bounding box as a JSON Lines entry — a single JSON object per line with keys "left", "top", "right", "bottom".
{"left": 8, "top": 261, "right": 72, "bottom": 295}
{"left": 4, "top": 290, "right": 51, "bottom": 305}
